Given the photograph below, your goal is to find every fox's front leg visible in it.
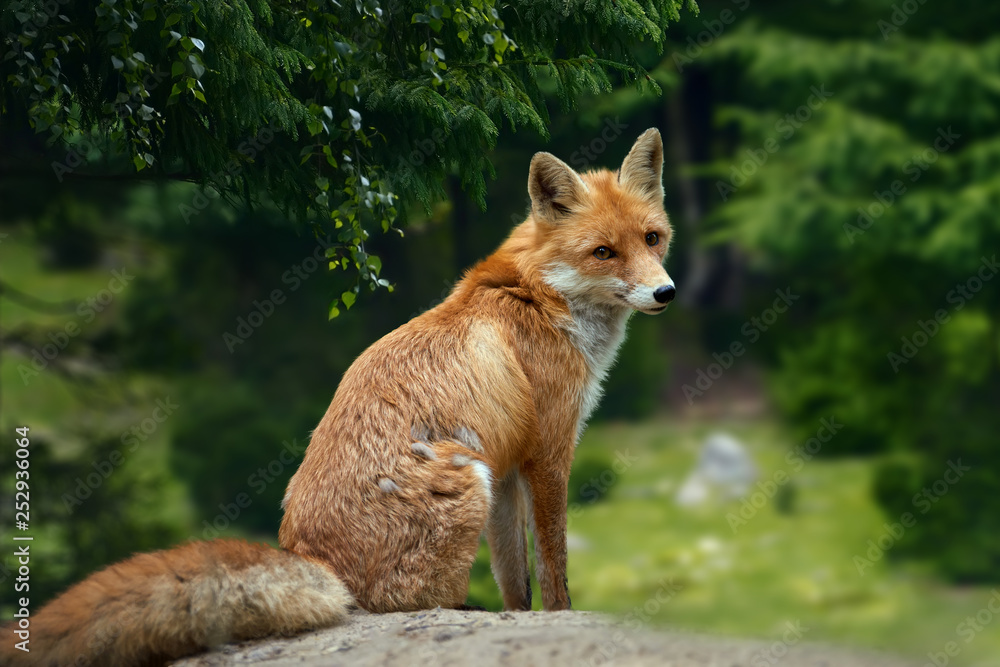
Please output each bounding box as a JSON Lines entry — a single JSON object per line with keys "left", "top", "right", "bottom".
{"left": 486, "top": 470, "right": 532, "bottom": 610}
{"left": 523, "top": 458, "right": 572, "bottom": 610}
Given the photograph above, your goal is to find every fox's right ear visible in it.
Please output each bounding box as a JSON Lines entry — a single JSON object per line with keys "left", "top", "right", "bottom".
{"left": 619, "top": 128, "right": 664, "bottom": 204}
{"left": 528, "top": 152, "right": 587, "bottom": 223}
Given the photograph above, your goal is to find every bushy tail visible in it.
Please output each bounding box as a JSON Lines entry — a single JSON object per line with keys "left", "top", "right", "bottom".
{"left": 0, "top": 539, "right": 352, "bottom": 667}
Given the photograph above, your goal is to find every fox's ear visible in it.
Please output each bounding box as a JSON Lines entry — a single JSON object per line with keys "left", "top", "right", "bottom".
{"left": 528, "top": 152, "right": 587, "bottom": 223}
{"left": 619, "top": 128, "right": 664, "bottom": 203}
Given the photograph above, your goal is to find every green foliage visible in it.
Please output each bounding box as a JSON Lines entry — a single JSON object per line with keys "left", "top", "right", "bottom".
{"left": 169, "top": 380, "right": 306, "bottom": 534}
{"left": 44, "top": 430, "right": 189, "bottom": 580}
{"left": 1, "top": 0, "right": 696, "bottom": 315}
{"left": 113, "top": 205, "right": 374, "bottom": 532}
{"left": 698, "top": 5, "right": 1000, "bottom": 580}
{"left": 599, "top": 313, "right": 671, "bottom": 420}
{"left": 2, "top": 413, "right": 190, "bottom": 605}
{"left": 567, "top": 446, "right": 615, "bottom": 504}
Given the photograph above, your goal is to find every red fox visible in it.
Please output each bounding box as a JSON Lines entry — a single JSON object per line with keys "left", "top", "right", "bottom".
{"left": 2, "top": 128, "right": 675, "bottom": 666}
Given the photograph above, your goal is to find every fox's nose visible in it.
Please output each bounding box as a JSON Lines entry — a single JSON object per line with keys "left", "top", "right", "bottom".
{"left": 653, "top": 285, "right": 676, "bottom": 304}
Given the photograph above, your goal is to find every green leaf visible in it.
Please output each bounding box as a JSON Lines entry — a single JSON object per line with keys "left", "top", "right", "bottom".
{"left": 341, "top": 291, "right": 356, "bottom": 309}
{"left": 164, "top": 13, "right": 181, "bottom": 27}
{"left": 188, "top": 54, "right": 205, "bottom": 78}
{"left": 328, "top": 302, "right": 341, "bottom": 319}
{"left": 167, "top": 82, "right": 182, "bottom": 103}
{"left": 322, "top": 144, "right": 337, "bottom": 167}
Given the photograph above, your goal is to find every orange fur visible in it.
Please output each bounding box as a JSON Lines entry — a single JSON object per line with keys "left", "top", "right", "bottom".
{"left": 280, "top": 128, "right": 675, "bottom": 612}
{"left": 1, "top": 129, "right": 674, "bottom": 666}
{"left": 0, "top": 540, "right": 351, "bottom": 667}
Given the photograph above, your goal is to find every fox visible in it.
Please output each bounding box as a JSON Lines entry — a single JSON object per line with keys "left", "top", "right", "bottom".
{"left": 1, "top": 128, "right": 675, "bottom": 666}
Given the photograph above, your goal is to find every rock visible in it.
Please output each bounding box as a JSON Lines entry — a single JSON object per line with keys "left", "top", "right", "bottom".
{"left": 676, "top": 432, "right": 758, "bottom": 507}
{"left": 172, "top": 607, "right": 919, "bottom": 666}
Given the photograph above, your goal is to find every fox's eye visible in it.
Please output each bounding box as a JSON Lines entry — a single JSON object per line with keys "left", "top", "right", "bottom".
{"left": 593, "top": 246, "right": 615, "bottom": 260}
{"left": 646, "top": 232, "right": 659, "bottom": 246}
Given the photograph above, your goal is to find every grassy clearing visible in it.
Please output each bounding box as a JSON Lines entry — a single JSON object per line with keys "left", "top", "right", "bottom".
{"left": 467, "top": 419, "right": 1000, "bottom": 666}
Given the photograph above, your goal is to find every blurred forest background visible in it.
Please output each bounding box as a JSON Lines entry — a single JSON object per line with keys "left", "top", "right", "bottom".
{"left": 2, "top": 1, "right": 1000, "bottom": 665}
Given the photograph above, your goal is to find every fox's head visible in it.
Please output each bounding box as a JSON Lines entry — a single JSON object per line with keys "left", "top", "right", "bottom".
{"left": 528, "top": 128, "right": 675, "bottom": 315}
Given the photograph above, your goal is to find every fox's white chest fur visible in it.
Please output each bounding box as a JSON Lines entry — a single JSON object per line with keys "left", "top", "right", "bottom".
{"left": 561, "top": 301, "right": 631, "bottom": 439}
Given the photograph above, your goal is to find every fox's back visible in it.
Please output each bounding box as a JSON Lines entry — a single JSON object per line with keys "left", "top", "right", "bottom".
{"left": 309, "top": 246, "right": 589, "bottom": 458}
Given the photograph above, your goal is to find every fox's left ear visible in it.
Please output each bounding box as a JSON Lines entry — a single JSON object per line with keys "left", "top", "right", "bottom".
{"left": 619, "top": 128, "right": 664, "bottom": 203}
{"left": 528, "top": 152, "right": 588, "bottom": 223}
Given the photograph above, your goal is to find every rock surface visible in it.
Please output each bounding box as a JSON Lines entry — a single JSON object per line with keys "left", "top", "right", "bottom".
{"left": 173, "top": 608, "right": 919, "bottom": 667}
